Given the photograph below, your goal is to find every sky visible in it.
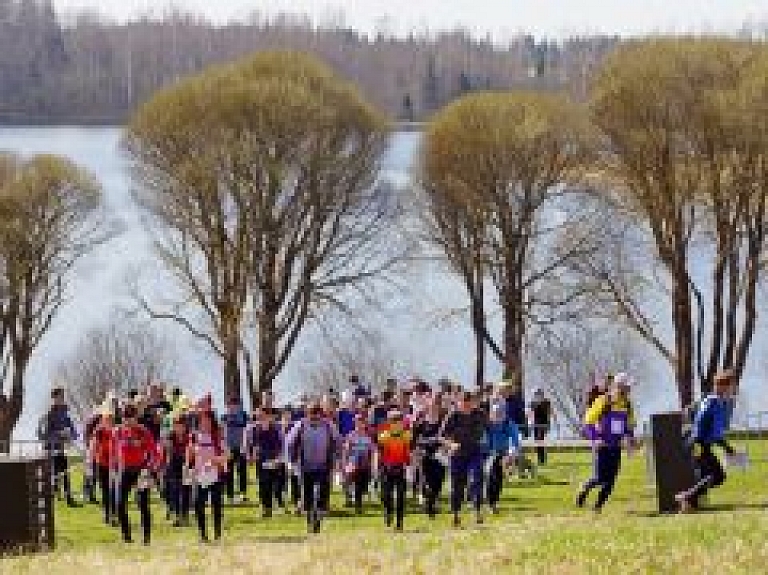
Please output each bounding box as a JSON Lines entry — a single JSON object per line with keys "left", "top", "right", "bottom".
{"left": 53, "top": 0, "right": 768, "bottom": 39}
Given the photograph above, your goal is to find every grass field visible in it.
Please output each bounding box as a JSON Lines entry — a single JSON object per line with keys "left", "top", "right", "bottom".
{"left": 2, "top": 441, "right": 767, "bottom": 574}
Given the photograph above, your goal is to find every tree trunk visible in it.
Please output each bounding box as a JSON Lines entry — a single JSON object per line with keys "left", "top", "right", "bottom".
{"left": 242, "top": 347, "right": 257, "bottom": 410}
{"left": 222, "top": 342, "right": 241, "bottom": 403}
{"left": 0, "top": 367, "right": 25, "bottom": 453}
{"left": 703, "top": 234, "right": 727, "bottom": 396}
{"left": 732, "top": 229, "right": 761, "bottom": 387}
{"left": 471, "top": 297, "right": 486, "bottom": 390}
{"left": 0, "top": 420, "right": 12, "bottom": 453}
{"left": 502, "top": 291, "right": 526, "bottom": 405}
{"left": 0, "top": 403, "right": 13, "bottom": 452}
{"left": 258, "top": 308, "right": 278, "bottom": 395}
{"left": 672, "top": 265, "right": 694, "bottom": 408}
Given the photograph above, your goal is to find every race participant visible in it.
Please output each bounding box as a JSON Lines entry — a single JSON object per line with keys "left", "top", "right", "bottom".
{"left": 112, "top": 403, "right": 157, "bottom": 544}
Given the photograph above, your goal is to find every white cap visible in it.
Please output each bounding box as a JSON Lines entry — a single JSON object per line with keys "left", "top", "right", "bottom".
{"left": 614, "top": 372, "right": 631, "bottom": 388}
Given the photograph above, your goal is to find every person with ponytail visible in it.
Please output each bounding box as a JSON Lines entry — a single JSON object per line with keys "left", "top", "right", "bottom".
{"left": 187, "top": 409, "right": 228, "bottom": 542}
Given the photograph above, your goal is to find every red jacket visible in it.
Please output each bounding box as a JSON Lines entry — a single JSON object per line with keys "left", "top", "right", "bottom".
{"left": 92, "top": 425, "right": 113, "bottom": 468}
{"left": 112, "top": 423, "right": 156, "bottom": 470}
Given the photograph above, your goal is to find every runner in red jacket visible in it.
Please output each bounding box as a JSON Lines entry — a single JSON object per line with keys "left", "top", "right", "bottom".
{"left": 89, "top": 411, "right": 116, "bottom": 525}
{"left": 112, "top": 404, "right": 156, "bottom": 545}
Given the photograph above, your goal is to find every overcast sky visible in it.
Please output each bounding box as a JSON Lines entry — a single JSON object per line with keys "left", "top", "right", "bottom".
{"left": 53, "top": 0, "right": 768, "bottom": 39}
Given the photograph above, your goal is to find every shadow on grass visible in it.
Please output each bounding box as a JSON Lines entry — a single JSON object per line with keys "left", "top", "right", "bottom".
{"left": 694, "top": 502, "right": 768, "bottom": 513}
{"left": 628, "top": 501, "right": 768, "bottom": 519}
{"left": 222, "top": 502, "right": 259, "bottom": 509}
{"left": 509, "top": 478, "right": 571, "bottom": 487}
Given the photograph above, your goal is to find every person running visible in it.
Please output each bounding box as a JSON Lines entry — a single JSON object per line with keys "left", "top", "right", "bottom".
{"left": 83, "top": 408, "right": 102, "bottom": 504}
{"left": 440, "top": 391, "right": 489, "bottom": 527}
{"left": 342, "top": 413, "right": 376, "bottom": 515}
{"left": 188, "top": 409, "right": 228, "bottom": 542}
{"left": 412, "top": 399, "right": 445, "bottom": 518}
{"left": 378, "top": 409, "right": 412, "bottom": 531}
{"left": 221, "top": 395, "right": 249, "bottom": 504}
{"left": 530, "top": 389, "right": 552, "bottom": 466}
{"left": 502, "top": 379, "right": 528, "bottom": 440}
{"left": 576, "top": 376, "right": 635, "bottom": 513}
{"left": 90, "top": 408, "right": 116, "bottom": 525}
{"left": 337, "top": 391, "right": 358, "bottom": 506}
{"left": 286, "top": 401, "right": 340, "bottom": 534}
{"left": 277, "top": 407, "right": 302, "bottom": 514}
{"left": 245, "top": 407, "right": 284, "bottom": 518}
{"left": 37, "top": 388, "right": 79, "bottom": 507}
{"left": 112, "top": 403, "right": 157, "bottom": 545}
{"left": 140, "top": 383, "right": 172, "bottom": 441}
{"left": 166, "top": 415, "right": 192, "bottom": 527}
{"left": 486, "top": 403, "right": 520, "bottom": 513}
{"left": 676, "top": 370, "right": 737, "bottom": 512}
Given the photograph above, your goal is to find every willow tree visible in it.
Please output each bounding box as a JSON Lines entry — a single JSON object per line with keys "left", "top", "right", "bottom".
{"left": 0, "top": 153, "right": 104, "bottom": 443}
{"left": 125, "top": 52, "right": 392, "bottom": 405}
{"left": 590, "top": 39, "right": 768, "bottom": 406}
{"left": 421, "top": 91, "right": 594, "bottom": 398}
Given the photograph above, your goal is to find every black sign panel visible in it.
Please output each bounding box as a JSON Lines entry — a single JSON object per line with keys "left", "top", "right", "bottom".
{"left": 0, "top": 458, "right": 55, "bottom": 553}
{"left": 649, "top": 412, "right": 696, "bottom": 514}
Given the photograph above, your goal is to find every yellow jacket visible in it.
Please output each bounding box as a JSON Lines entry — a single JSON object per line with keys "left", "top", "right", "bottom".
{"left": 585, "top": 394, "right": 635, "bottom": 430}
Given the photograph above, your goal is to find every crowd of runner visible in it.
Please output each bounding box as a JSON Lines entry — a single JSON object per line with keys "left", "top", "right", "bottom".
{"left": 36, "top": 369, "right": 738, "bottom": 545}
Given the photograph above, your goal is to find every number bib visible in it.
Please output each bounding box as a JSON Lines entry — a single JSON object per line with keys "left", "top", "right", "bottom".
{"left": 198, "top": 463, "right": 218, "bottom": 488}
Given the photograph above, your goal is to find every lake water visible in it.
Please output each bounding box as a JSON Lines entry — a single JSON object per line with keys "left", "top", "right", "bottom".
{"left": 0, "top": 127, "right": 764, "bottom": 437}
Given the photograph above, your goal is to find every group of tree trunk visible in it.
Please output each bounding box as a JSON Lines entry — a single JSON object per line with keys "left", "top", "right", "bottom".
{"left": 2, "top": 38, "right": 768, "bottom": 442}
{"left": 421, "top": 38, "right": 768, "bottom": 409}
{"left": 124, "top": 52, "right": 403, "bottom": 408}
{"left": 0, "top": 153, "right": 106, "bottom": 443}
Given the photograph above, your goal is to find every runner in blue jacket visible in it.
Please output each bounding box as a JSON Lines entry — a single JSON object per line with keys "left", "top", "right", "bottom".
{"left": 676, "top": 370, "right": 736, "bottom": 512}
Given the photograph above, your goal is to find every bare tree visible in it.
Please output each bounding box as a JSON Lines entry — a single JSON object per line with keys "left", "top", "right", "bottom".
{"left": 125, "top": 52, "right": 396, "bottom": 407}
{"left": 57, "top": 314, "right": 178, "bottom": 420}
{"left": 588, "top": 39, "right": 768, "bottom": 406}
{"left": 0, "top": 153, "right": 105, "bottom": 443}
{"left": 295, "top": 325, "right": 400, "bottom": 400}
{"left": 420, "top": 91, "right": 597, "bottom": 403}
{"left": 527, "top": 320, "right": 652, "bottom": 428}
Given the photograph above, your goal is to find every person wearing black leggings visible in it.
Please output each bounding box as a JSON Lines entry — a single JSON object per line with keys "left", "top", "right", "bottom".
{"left": 378, "top": 410, "right": 412, "bottom": 531}
{"left": 413, "top": 402, "right": 445, "bottom": 518}
{"left": 246, "top": 408, "right": 283, "bottom": 518}
{"left": 89, "top": 412, "right": 117, "bottom": 525}
{"left": 112, "top": 405, "right": 156, "bottom": 545}
{"left": 195, "top": 481, "right": 223, "bottom": 541}
{"left": 166, "top": 417, "right": 192, "bottom": 526}
{"left": 188, "top": 410, "right": 228, "bottom": 542}
{"left": 440, "top": 392, "right": 489, "bottom": 527}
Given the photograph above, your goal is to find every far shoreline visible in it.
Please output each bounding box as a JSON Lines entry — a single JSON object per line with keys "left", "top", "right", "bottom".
{"left": 0, "top": 115, "right": 127, "bottom": 128}
{"left": 0, "top": 118, "right": 426, "bottom": 133}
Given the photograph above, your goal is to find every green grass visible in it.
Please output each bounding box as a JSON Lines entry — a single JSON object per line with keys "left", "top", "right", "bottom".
{"left": 2, "top": 441, "right": 767, "bottom": 574}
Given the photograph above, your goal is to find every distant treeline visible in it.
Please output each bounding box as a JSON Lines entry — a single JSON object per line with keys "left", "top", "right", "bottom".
{"left": 3, "top": 1, "right": 767, "bottom": 125}
{"left": 0, "top": 0, "right": 629, "bottom": 124}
